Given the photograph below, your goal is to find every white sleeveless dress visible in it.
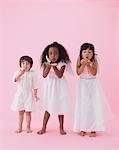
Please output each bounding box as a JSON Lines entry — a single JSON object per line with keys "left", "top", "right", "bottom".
{"left": 41, "top": 62, "right": 69, "bottom": 115}
{"left": 73, "top": 66, "right": 112, "bottom": 132}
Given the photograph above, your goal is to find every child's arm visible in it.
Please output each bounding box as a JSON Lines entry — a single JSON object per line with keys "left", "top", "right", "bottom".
{"left": 87, "top": 59, "right": 98, "bottom": 76}
{"left": 53, "top": 65, "right": 65, "bottom": 78}
{"left": 76, "top": 58, "right": 86, "bottom": 75}
{"left": 43, "top": 64, "right": 51, "bottom": 78}
{"left": 14, "top": 69, "right": 26, "bottom": 82}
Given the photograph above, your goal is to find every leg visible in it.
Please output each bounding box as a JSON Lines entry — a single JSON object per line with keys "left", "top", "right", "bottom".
{"left": 37, "top": 111, "right": 50, "bottom": 134}
{"left": 79, "top": 131, "right": 86, "bottom": 136}
{"left": 15, "top": 110, "right": 24, "bottom": 133}
{"left": 89, "top": 131, "right": 96, "bottom": 137}
{"left": 58, "top": 115, "right": 66, "bottom": 135}
{"left": 25, "top": 111, "right": 32, "bottom": 133}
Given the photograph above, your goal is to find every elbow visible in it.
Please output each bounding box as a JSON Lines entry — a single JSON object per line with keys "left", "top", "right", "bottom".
{"left": 43, "top": 75, "right": 47, "bottom": 78}
{"left": 77, "top": 73, "right": 80, "bottom": 76}
{"left": 92, "top": 72, "right": 97, "bottom": 76}
{"left": 76, "top": 70, "right": 80, "bottom": 76}
{"left": 57, "top": 73, "right": 63, "bottom": 78}
{"left": 58, "top": 75, "right": 63, "bottom": 78}
{"left": 43, "top": 72, "right": 48, "bottom": 78}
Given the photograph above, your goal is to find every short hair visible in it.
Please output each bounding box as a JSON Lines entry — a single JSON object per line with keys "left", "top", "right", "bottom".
{"left": 19, "top": 56, "right": 33, "bottom": 68}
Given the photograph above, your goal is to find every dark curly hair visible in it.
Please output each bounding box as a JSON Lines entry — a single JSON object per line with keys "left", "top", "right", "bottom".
{"left": 79, "top": 43, "right": 95, "bottom": 62}
{"left": 19, "top": 56, "right": 33, "bottom": 69}
{"left": 41, "top": 42, "right": 71, "bottom": 67}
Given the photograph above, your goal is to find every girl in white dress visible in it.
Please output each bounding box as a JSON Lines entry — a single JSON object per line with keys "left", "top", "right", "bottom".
{"left": 37, "top": 42, "right": 71, "bottom": 135}
{"left": 73, "top": 43, "right": 112, "bottom": 137}
{"left": 11, "top": 56, "right": 39, "bottom": 133}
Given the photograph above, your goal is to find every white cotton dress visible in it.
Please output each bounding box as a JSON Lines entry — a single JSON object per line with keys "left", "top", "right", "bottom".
{"left": 73, "top": 65, "right": 112, "bottom": 132}
{"left": 11, "top": 70, "right": 39, "bottom": 112}
{"left": 41, "top": 62, "right": 69, "bottom": 115}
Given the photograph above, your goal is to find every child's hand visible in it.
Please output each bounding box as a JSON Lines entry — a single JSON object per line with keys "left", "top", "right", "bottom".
{"left": 52, "top": 64, "right": 58, "bottom": 69}
{"left": 51, "top": 63, "right": 57, "bottom": 66}
{"left": 81, "top": 59, "right": 87, "bottom": 66}
{"left": 20, "top": 67, "right": 27, "bottom": 73}
{"left": 81, "top": 59, "right": 91, "bottom": 66}
{"left": 87, "top": 60, "right": 91, "bottom": 66}
{"left": 84, "top": 58, "right": 91, "bottom": 66}
{"left": 16, "top": 68, "right": 26, "bottom": 80}
{"left": 46, "top": 63, "right": 51, "bottom": 69}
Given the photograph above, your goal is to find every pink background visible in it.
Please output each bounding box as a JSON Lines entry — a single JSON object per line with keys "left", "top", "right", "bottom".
{"left": 0, "top": 0, "right": 119, "bottom": 150}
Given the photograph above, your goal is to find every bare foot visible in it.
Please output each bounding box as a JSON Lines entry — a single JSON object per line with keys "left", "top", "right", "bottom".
{"left": 79, "top": 131, "right": 86, "bottom": 136}
{"left": 15, "top": 128, "right": 22, "bottom": 133}
{"left": 37, "top": 129, "right": 46, "bottom": 135}
{"left": 60, "top": 128, "right": 66, "bottom": 135}
{"left": 26, "top": 127, "right": 32, "bottom": 133}
{"left": 89, "top": 131, "right": 96, "bottom": 137}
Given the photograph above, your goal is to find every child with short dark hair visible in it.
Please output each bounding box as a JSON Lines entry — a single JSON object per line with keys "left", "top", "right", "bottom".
{"left": 11, "top": 56, "right": 39, "bottom": 133}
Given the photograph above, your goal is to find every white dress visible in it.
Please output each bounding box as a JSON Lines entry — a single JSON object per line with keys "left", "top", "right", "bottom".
{"left": 41, "top": 62, "right": 69, "bottom": 115}
{"left": 11, "top": 70, "right": 39, "bottom": 112}
{"left": 73, "top": 65, "right": 112, "bottom": 132}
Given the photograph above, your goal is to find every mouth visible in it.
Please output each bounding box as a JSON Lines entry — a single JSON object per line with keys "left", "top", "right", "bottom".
{"left": 51, "top": 59, "right": 56, "bottom": 62}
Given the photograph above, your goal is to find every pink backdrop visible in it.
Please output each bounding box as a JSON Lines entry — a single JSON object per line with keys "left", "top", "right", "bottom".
{"left": 0, "top": 0, "right": 119, "bottom": 150}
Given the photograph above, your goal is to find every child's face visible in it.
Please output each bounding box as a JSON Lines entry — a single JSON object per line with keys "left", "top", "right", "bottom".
{"left": 21, "top": 60, "right": 31, "bottom": 71}
{"left": 82, "top": 48, "right": 93, "bottom": 60}
{"left": 48, "top": 47, "right": 59, "bottom": 63}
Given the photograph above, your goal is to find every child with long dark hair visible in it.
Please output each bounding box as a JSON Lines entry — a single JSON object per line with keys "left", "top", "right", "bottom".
{"left": 73, "top": 43, "right": 112, "bottom": 137}
{"left": 37, "top": 42, "right": 71, "bottom": 135}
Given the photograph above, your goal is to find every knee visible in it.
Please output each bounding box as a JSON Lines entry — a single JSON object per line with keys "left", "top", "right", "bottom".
{"left": 19, "top": 110, "right": 24, "bottom": 116}
{"left": 25, "top": 112, "right": 31, "bottom": 116}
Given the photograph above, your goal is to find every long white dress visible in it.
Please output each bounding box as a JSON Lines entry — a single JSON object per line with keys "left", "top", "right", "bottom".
{"left": 73, "top": 65, "right": 112, "bottom": 132}
{"left": 11, "top": 70, "right": 39, "bottom": 112}
{"left": 41, "top": 62, "right": 69, "bottom": 115}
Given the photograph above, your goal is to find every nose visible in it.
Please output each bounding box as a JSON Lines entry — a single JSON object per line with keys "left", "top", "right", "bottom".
{"left": 52, "top": 54, "right": 55, "bottom": 57}
{"left": 52, "top": 54, "right": 56, "bottom": 59}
